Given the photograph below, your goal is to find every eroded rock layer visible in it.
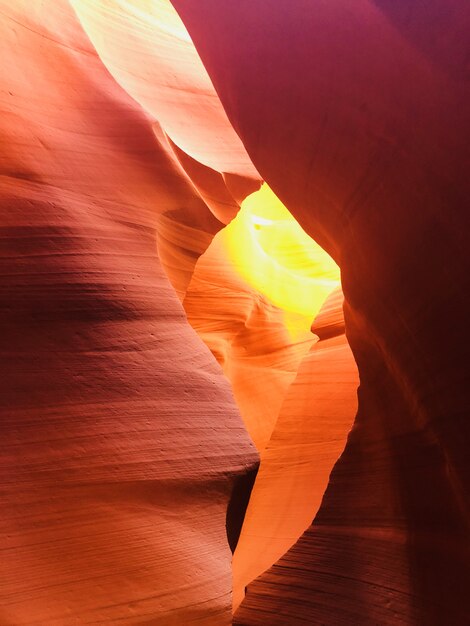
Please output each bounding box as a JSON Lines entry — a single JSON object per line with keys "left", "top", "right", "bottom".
{"left": 172, "top": 1, "right": 470, "bottom": 624}
{"left": 232, "top": 289, "right": 358, "bottom": 609}
{"left": 2, "top": 0, "right": 469, "bottom": 624}
{"left": 178, "top": 188, "right": 357, "bottom": 608}
{"left": 0, "top": 2, "right": 258, "bottom": 623}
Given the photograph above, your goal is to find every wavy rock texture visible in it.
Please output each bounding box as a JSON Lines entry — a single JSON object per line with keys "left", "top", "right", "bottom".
{"left": 69, "top": 0, "right": 259, "bottom": 177}
{"left": 156, "top": 180, "right": 356, "bottom": 611}
{"left": 232, "top": 288, "right": 358, "bottom": 608}
{"left": 153, "top": 129, "right": 260, "bottom": 301}
{"left": 2, "top": 0, "right": 469, "bottom": 624}
{"left": 184, "top": 220, "right": 316, "bottom": 452}
{"left": 161, "top": 179, "right": 356, "bottom": 609}
{"left": 0, "top": 2, "right": 258, "bottom": 624}
{"left": 173, "top": 1, "right": 470, "bottom": 624}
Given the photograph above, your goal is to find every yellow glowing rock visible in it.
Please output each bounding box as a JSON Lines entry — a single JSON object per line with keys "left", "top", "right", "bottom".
{"left": 223, "top": 184, "right": 340, "bottom": 337}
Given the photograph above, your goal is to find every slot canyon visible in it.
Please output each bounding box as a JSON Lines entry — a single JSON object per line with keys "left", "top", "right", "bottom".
{"left": 0, "top": 1, "right": 469, "bottom": 625}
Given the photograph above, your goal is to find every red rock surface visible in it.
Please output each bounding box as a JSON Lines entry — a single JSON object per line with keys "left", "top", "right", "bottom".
{"left": 0, "top": 2, "right": 258, "bottom": 623}
{"left": 232, "top": 288, "right": 358, "bottom": 609}
{"left": 2, "top": 0, "right": 469, "bottom": 624}
{"left": 157, "top": 178, "right": 355, "bottom": 610}
{"left": 69, "top": 0, "right": 258, "bottom": 178}
{"left": 172, "top": 1, "right": 470, "bottom": 624}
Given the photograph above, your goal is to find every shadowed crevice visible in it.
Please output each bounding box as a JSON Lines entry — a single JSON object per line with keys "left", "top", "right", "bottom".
{"left": 226, "top": 463, "right": 259, "bottom": 553}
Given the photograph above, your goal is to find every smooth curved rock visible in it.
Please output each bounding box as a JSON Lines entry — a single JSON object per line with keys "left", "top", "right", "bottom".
{"left": 179, "top": 188, "right": 356, "bottom": 609}
{"left": 172, "top": 2, "right": 470, "bottom": 623}
{"left": 232, "top": 289, "right": 358, "bottom": 609}
{"left": 69, "top": 0, "right": 259, "bottom": 177}
{"left": 2, "top": 0, "right": 469, "bottom": 623}
{"left": 0, "top": 2, "right": 257, "bottom": 623}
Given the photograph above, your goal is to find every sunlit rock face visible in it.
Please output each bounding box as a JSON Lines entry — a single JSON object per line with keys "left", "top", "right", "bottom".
{"left": 173, "top": 1, "right": 470, "bottom": 624}
{"left": 2, "top": 1, "right": 469, "bottom": 625}
{"left": 69, "top": 0, "right": 258, "bottom": 178}
{"left": 231, "top": 288, "right": 359, "bottom": 609}
{"left": 179, "top": 186, "right": 357, "bottom": 608}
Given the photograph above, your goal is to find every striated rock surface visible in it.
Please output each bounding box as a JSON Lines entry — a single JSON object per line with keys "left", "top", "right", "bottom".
{"left": 0, "top": 2, "right": 258, "bottom": 624}
{"left": 154, "top": 177, "right": 357, "bottom": 606}
{"left": 69, "top": 0, "right": 259, "bottom": 177}
{"left": 232, "top": 288, "right": 358, "bottom": 609}
{"left": 179, "top": 186, "right": 357, "bottom": 608}
{"left": 173, "top": 1, "right": 470, "bottom": 624}
{"left": 2, "top": 0, "right": 469, "bottom": 624}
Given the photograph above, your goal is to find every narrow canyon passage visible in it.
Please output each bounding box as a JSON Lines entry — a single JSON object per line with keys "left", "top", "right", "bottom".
{"left": 158, "top": 180, "right": 359, "bottom": 609}
{"left": 1, "top": 1, "right": 469, "bottom": 624}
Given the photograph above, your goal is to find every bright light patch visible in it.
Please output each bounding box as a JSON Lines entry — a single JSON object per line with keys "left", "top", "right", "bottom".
{"left": 223, "top": 183, "right": 340, "bottom": 337}
{"left": 251, "top": 215, "right": 273, "bottom": 226}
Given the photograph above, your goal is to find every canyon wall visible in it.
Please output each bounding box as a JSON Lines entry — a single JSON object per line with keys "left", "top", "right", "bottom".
{"left": 1, "top": 0, "right": 469, "bottom": 624}
{"left": 173, "top": 2, "right": 470, "bottom": 624}
{"left": 0, "top": 2, "right": 258, "bottom": 623}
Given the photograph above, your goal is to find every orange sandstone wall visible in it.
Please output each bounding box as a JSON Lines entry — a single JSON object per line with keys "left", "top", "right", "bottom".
{"left": 179, "top": 193, "right": 357, "bottom": 609}
{"left": 232, "top": 288, "right": 358, "bottom": 608}
{"left": 2, "top": 0, "right": 469, "bottom": 623}
{"left": 0, "top": 2, "right": 258, "bottom": 624}
{"left": 172, "top": 1, "right": 470, "bottom": 624}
